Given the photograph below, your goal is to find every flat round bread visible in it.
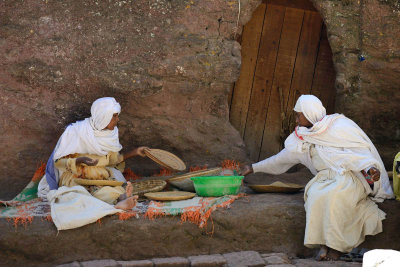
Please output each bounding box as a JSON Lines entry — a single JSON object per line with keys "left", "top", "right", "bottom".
{"left": 144, "top": 191, "right": 196, "bottom": 201}
{"left": 249, "top": 181, "right": 304, "bottom": 193}
{"left": 74, "top": 178, "right": 124, "bottom": 187}
{"left": 144, "top": 148, "right": 186, "bottom": 171}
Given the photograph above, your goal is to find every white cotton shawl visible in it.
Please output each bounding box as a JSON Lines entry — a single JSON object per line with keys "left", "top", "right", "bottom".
{"left": 286, "top": 95, "right": 394, "bottom": 201}
{"left": 53, "top": 97, "right": 122, "bottom": 160}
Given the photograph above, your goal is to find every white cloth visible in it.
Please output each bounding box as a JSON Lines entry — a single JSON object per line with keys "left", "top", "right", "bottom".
{"left": 363, "top": 249, "right": 400, "bottom": 267}
{"left": 288, "top": 95, "right": 393, "bottom": 201}
{"left": 53, "top": 97, "right": 122, "bottom": 160}
{"left": 38, "top": 166, "right": 126, "bottom": 200}
{"left": 38, "top": 175, "right": 50, "bottom": 200}
{"left": 90, "top": 97, "right": 121, "bottom": 131}
{"left": 293, "top": 94, "right": 326, "bottom": 125}
{"left": 303, "top": 146, "right": 385, "bottom": 252}
{"left": 47, "top": 186, "right": 122, "bottom": 230}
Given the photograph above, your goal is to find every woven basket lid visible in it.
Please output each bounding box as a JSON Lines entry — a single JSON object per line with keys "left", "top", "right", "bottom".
{"left": 249, "top": 181, "right": 304, "bottom": 193}
{"left": 167, "top": 167, "right": 222, "bottom": 182}
{"left": 144, "top": 191, "right": 196, "bottom": 201}
{"left": 131, "top": 179, "right": 167, "bottom": 195}
{"left": 144, "top": 148, "right": 186, "bottom": 171}
{"left": 74, "top": 178, "right": 124, "bottom": 187}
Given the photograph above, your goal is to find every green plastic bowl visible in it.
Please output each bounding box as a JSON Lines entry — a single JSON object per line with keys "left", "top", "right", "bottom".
{"left": 190, "top": 176, "right": 244, "bottom": 197}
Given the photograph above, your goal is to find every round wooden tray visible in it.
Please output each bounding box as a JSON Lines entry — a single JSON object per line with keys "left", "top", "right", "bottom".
{"left": 144, "top": 191, "right": 196, "bottom": 201}
{"left": 144, "top": 148, "right": 186, "bottom": 171}
{"left": 74, "top": 178, "right": 124, "bottom": 187}
{"left": 249, "top": 181, "right": 304, "bottom": 193}
{"left": 167, "top": 167, "right": 222, "bottom": 182}
{"left": 166, "top": 167, "right": 222, "bottom": 192}
{"left": 131, "top": 179, "right": 167, "bottom": 195}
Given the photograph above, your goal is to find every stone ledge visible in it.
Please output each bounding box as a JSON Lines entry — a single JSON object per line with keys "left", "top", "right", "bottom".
{"left": 188, "top": 254, "right": 227, "bottom": 267}
{"left": 1, "top": 193, "right": 399, "bottom": 266}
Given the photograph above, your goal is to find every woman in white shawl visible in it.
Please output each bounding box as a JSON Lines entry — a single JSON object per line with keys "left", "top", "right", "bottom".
{"left": 39, "top": 97, "right": 147, "bottom": 210}
{"left": 242, "top": 95, "right": 394, "bottom": 260}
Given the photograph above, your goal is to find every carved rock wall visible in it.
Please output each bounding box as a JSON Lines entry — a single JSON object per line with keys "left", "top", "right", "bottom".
{"left": 312, "top": 0, "right": 400, "bottom": 164}
{"left": 0, "top": 0, "right": 260, "bottom": 199}
{"left": 1, "top": 0, "right": 399, "bottom": 199}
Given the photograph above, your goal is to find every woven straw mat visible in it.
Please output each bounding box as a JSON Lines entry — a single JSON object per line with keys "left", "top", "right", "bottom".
{"left": 144, "top": 191, "right": 196, "bottom": 201}
{"left": 74, "top": 178, "right": 124, "bottom": 187}
{"left": 167, "top": 167, "right": 222, "bottom": 182}
{"left": 131, "top": 179, "right": 167, "bottom": 195}
{"left": 249, "top": 181, "right": 304, "bottom": 193}
{"left": 144, "top": 148, "right": 186, "bottom": 171}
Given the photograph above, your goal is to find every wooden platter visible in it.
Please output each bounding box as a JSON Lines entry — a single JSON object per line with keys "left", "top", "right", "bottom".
{"left": 166, "top": 167, "right": 222, "bottom": 192}
{"left": 74, "top": 178, "right": 124, "bottom": 187}
{"left": 144, "top": 191, "right": 196, "bottom": 201}
{"left": 249, "top": 181, "right": 304, "bottom": 193}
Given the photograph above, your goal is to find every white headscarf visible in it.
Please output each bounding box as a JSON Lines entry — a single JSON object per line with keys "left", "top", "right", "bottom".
{"left": 53, "top": 97, "right": 122, "bottom": 160}
{"left": 294, "top": 95, "right": 326, "bottom": 124}
{"left": 294, "top": 95, "right": 341, "bottom": 139}
{"left": 286, "top": 94, "right": 394, "bottom": 201}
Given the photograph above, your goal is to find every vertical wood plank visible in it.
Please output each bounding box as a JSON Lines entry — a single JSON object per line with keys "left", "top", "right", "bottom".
{"left": 258, "top": 7, "right": 304, "bottom": 160}
{"left": 311, "top": 25, "right": 337, "bottom": 114}
{"left": 242, "top": 4, "right": 286, "bottom": 161}
{"left": 229, "top": 4, "right": 267, "bottom": 137}
{"left": 286, "top": 11, "right": 322, "bottom": 109}
{"left": 261, "top": 10, "right": 323, "bottom": 158}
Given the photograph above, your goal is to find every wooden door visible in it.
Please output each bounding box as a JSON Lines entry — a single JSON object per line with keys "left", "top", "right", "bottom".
{"left": 229, "top": 0, "right": 336, "bottom": 161}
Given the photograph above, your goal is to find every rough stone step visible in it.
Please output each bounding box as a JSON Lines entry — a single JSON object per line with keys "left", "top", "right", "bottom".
{"left": 223, "top": 251, "right": 265, "bottom": 267}
{"left": 188, "top": 254, "right": 227, "bottom": 267}
{"left": 57, "top": 255, "right": 364, "bottom": 267}
{"left": 1, "top": 194, "right": 398, "bottom": 266}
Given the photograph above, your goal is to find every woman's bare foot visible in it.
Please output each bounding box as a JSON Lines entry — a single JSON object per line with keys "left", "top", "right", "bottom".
{"left": 326, "top": 248, "right": 342, "bottom": 261}
{"left": 115, "top": 195, "right": 138, "bottom": 210}
{"left": 118, "top": 182, "right": 134, "bottom": 201}
{"left": 316, "top": 245, "right": 329, "bottom": 261}
{"left": 125, "top": 181, "right": 133, "bottom": 197}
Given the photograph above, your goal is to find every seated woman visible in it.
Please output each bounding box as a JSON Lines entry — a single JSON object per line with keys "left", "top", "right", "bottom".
{"left": 242, "top": 95, "right": 394, "bottom": 261}
{"left": 38, "top": 97, "right": 147, "bottom": 210}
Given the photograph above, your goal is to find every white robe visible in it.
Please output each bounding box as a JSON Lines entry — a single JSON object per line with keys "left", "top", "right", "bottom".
{"left": 252, "top": 116, "right": 393, "bottom": 252}
{"left": 253, "top": 145, "right": 386, "bottom": 252}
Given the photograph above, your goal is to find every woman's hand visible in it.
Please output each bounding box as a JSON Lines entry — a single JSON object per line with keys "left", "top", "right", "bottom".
{"left": 123, "top": 146, "right": 149, "bottom": 161}
{"left": 135, "top": 146, "right": 148, "bottom": 157}
{"left": 240, "top": 165, "right": 254, "bottom": 176}
{"left": 76, "top": 157, "right": 98, "bottom": 166}
{"left": 368, "top": 167, "right": 380, "bottom": 182}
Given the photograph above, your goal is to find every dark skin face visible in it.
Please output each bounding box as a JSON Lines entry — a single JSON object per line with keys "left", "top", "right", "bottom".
{"left": 77, "top": 112, "right": 147, "bottom": 166}
{"left": 295, "top": 112, "right": 313, "bottom": 128}
{"left": 104, "top": 113, "right": 120, "bottom": 130}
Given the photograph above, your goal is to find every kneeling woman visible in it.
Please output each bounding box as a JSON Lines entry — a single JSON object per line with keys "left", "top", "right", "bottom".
{"left": 38, "top": 97, "right": 147, "bottom": 210}
{"left": 242, "top": 95, "right": 394, "bottom": 260}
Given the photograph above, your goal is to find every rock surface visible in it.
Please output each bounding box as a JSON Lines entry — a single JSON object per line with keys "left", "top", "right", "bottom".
{"left": 0, "top": 0, "right": 259, "bottom": 199}
{"left": 312, "top": 0, "right": 400, "bottom": 166}
{"left": 58, "top": 252, "right": 364, "bottom": 267}
{"left": 0, "top": 193, "right": 399, "bottom": 266}
{"left": 0, "top": 0, "right": 399, "bottom": 199}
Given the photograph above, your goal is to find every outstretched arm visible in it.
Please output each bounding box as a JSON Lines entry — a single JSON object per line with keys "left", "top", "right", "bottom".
{"left": 241, "top": 165, "right": 254, "bottom": 176}
{"left": 241, "top": 148, "right": 301, "bottom": 176}
{"left": 123, "top": 146, "right": 149, "bottom": 161}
